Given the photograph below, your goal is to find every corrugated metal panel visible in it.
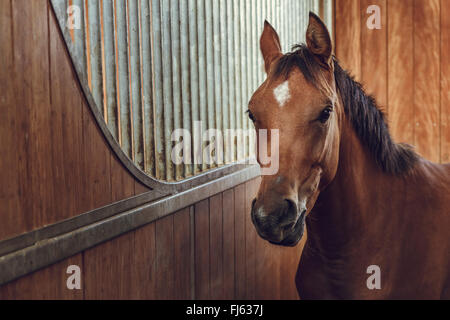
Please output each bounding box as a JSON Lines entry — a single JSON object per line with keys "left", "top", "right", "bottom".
{"left": 54, "top": 0, "right": 329, "bottom": 182}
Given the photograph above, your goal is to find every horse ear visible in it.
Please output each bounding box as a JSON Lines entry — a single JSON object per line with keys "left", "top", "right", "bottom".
{"left": 260, "top": 20, "right": 282, "bottom": 73}
{"left": 306, "top": 12, "right": 333, "bottom": 68}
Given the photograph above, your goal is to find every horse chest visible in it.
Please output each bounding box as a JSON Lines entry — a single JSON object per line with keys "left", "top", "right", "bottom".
{"left": 296, "top": 249, "right": 384, "bottom": 299}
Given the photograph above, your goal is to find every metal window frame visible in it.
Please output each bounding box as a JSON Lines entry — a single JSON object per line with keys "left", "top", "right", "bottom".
{"left": 51, "top": 0, "right": 260, "bottom": 195}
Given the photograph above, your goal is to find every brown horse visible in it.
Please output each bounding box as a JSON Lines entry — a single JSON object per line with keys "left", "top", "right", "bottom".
{"left": 249, "top": 12, "right": 450, "bottom": 299}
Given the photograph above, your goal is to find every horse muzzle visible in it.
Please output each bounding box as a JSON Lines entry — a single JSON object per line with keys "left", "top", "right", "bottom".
{"left": 251, "top": 197, "right": 306, "bottom": 247}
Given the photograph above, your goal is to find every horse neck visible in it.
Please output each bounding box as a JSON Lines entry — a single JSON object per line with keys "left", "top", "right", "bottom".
{"left": 306, "top": 113, "right": 399, "bottom": 256}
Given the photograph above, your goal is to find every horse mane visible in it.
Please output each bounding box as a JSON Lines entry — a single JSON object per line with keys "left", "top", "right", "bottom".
{"left": 274, "top": 44, "right": 418, "bottom": 175}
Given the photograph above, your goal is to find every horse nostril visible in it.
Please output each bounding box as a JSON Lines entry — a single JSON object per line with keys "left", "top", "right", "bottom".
{"left": 284, "top": 199, "right": 297, "bottom": 218}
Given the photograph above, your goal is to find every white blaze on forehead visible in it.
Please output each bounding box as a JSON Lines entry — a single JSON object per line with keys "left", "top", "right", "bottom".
{"left": 273, "top": 80, "right": 291, "bottom": 108}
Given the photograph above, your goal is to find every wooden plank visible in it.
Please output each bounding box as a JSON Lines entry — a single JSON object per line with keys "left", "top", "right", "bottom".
{"left": 194, "top": 199, "right": 210, "bottom": 299}
{"left": 155, "top": 214, "right": 175, "bottom": 299}
{"left": 83, "top": 232, "right": 134, "bottom": 299}
{"left": 209, "top": 193, "right": 224, "bottom": 299}
{"left": 134, "top": 181, "right": 150, "bottom": 196}
{"left": 360, "top": 0, "right": 387, "bottom": 111}
{"left": 222, "top": 189, "right": 235, "bottom": 299}
{"left": 387, "top": 0, "right": 415, "bottom": 144}
{"left": 132, "top": 222, "right": 157, "bottom": 299}
{"left": 173, "top": 208, "right": 192, "bottom": 300}
{"left": 0, "top": 254, "right": 84, "bottom": 300}
{"left": 80, "top": 86, "right": 112, "bottom": 212}
{"left": 11, "top": 0, "right": 32, "bottom": 234}
{"left": 0, "top": 0, "right": 21, "bottom": 240}
{"left": 335, "top": 0, "right": 361, "bottom": 80}
{"left": 244, "top": 179, "right": 259, "bottom": 299}
{"left": 28, "top": 0, "right": 54, "bottom": 230}
{"left": 9, "top": 0, "right": 52, "bottom": 236}
{"left": 234, "top": 183, "right": 246, "bottom": 299}
{"left": 110, "top": 153, "right": 135, "bottom": 202}
{"left": 48, "top": 4, "right": 84, "bottom": 224}
{"left": 414, "top": 0, "right": 441, "bottom": 162}
{"left": 441, "top": 0, "right": 450, "bottom": 163}
{"left": 82, "top": 147, "right": 135, "bottom": 298}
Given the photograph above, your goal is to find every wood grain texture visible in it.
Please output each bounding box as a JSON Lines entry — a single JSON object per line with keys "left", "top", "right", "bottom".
{"left": 0, "top": 0, "right": 150, "bottom": 241}
{"left": 244, "top": 179, "right": 258, "bottom": 300}
{"left": 9, "top": 0, "right": 52, "bottom": 238}
{"left": 0, "top": 0, "right": 21, "bottom": 240}
{"left": 49, "top": 6, "right": 84, "bottom": 223}
{"left": 83, "top": 231, "right": 134, "bottom": 299}
{"left": 173, "top": 207, "right": 192, "bottom": 299}
{"left": 155, "top": 214, "right": 175, "bottom": 300}
{"left": 132, "top": 221, "right": 157, "bottom": 299}
{"left": 336, "top": 0, "right": 447, "bottom": 165}
{"left": 234, "top": 184, "right": 246, "bottom": 299}
{"left": 440, "top": 0, "right": 450, "bottom": 163}
{"left": 1, "top": 179, "right": 305, "bottom": 299}
{"left": 209, "top": 194, "right": 224, "bottom": 299}
{"left": 387, "top": 0, "right": 415, "bottom": 144}
{"left": 222, "top": 189, "right": 235, "bottom": 299}
{"left": 194, "top": 199, "right": 210, "bottom": 299}
{"left": 360, "top": 0, "right": 387, "bottom": 111}
{"left": 0, "top": 254, "right": 84, "bottom": 300}
{"left": 335, "top": 0, "right": 361, "bottom": 80}
{"left": 413, "top": 0, "right": 441, "bottom": 162}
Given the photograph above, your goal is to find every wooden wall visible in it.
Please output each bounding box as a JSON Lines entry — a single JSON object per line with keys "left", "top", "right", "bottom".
{"left": 0, "top": 0, "right": 303, "bottom": 299}
{"left": 335, "top": 0, "right": 449, "bottom": 164}
{"left": 0, "top": 178, "right": 303, "bottom": 300}
{"left": 0, "top": 0, "right": 149, "bottom": 242}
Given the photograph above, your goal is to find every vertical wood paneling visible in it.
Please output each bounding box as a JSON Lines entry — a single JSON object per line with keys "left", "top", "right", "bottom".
{"left": 80, "top": 96, "right": 112, "bottom": 212}
{"left": 0, "top": 254, "right": 84, "bottom": 300}
{"left": 336, "top": 0, "right": 447, "bottom": 165}
{"left": 388, "top": 0, "right": 415, "bottom": 144}
{"left": 441, "top": 0, "right": 450, "bottom": 163}
{"left": 360, "top": 0, "right": 387, "bottom": 111}
{"left": 12, "top": 0, "right": 54, "bottom": 234}
{"left": 1, "top": 178, "right": 307, "bottom": 300}
{"left": 83, "top": 232, "right": 134, "bottom": 299}
{"left": 0, "top": 0, "right": 148, "bottom": 241}
{"left": 132, "top": 222, "right": 156, "bottom": 299}
{"left": 414, "top": 0, "right": 441, "bottom": 162}
{"left": 173, "top": 207, "right": 192, "bottom": 300}
{"left": 222, "top": 189, "right": 235, "bottom": 299}
{"left": 0, "top": 0, "right": 20, "bottom": 240}
{"left": 234, "top": 184, "right": 246, "bottom": 299}
{"left": 155, "top": 214, "right": 175, "bottom": 300}
{"left": 49, "top": 8, "right": 84, "bottom": 225}
{"left": 335, "top": 0, "right": 361, "bottom": 80}
{"left": 209, "top": 194, "right": 224, "bottom": 299}
{"left": 244, "top": 179, "right": 258, "bottom": 299}
{"left": 194, "top": 199, "right": 210, "bottom": 299}
{"left": 110, "top": 153, "right": 135, "bottom": 202}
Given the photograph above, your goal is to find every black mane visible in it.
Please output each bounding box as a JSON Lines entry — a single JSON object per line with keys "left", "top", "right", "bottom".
{"left": 274, "top": 44, "right": 418, "bottom": 175}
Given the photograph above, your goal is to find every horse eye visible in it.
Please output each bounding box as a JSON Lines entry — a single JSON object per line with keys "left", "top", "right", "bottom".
{"left": 247, "top": 110, "right": 256, "bottom": 122}
{"left": 319, "top": 106, "right": 333, "bottom": 123}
